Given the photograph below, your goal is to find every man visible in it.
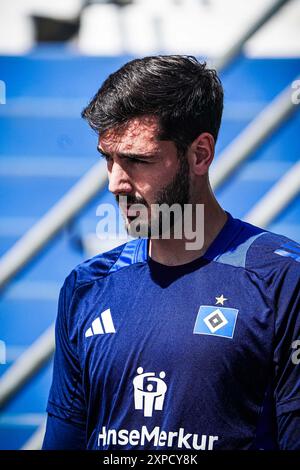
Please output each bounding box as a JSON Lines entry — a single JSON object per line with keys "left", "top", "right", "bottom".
{"left": 43, "top": 56, "right": 300, "bottom": 450}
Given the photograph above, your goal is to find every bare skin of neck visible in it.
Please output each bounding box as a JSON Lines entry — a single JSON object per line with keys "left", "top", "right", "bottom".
{"left": 149, "top": 182, "right": 228, "bottom": 266}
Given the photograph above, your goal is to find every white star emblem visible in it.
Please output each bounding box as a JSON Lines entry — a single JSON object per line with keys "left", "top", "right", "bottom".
{"left": 215, "top": 294, "right": 227, "bottom": 306}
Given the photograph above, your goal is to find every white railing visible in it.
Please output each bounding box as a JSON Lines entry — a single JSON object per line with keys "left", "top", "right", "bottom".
{"left": 21, "top": 418, "right": 47, "bottom": 450}
{"left": 245, "top": 160, "right": 300, "bottom": 226}
{"left": 210, "top": 78, "right": 299, "bottom": 190}
{"left": 0, "top": 161, "right": 107, "bottom": 290}
{"left": 212, "top": 0, "right": 290, "bottom": 71}
{"left": 0, "top": 324, "right": 55, "bottom": 409}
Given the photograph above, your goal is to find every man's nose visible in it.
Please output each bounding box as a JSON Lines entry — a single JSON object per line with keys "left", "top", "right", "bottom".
{"left": 108, "top": 161, "right": 133, "bottom": 195}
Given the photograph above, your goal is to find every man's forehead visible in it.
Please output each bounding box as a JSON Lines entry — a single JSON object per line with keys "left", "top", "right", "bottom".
{"left": 99, "top": 116, "right": 161, "bottom": 152}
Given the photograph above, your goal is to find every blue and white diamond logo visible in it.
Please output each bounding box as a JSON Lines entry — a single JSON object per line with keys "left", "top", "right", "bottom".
{"left": 194, "top": 305, "right": 238, "bottom": 339}
{"left": 203, "top": 308, "right": 228, "bottom": 333}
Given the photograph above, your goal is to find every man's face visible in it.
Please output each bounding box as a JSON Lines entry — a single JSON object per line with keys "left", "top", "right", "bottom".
{"left": 98, "top": 116, "right": 190, "bottom": 237}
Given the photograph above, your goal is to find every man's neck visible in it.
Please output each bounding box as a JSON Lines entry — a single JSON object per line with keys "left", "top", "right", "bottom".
{"left": 149, "top": 198, "right": 228, "bottom": 267}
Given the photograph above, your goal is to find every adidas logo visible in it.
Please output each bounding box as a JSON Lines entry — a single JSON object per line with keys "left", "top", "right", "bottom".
{"left": 85, "top": 309, "right": 116, "bottom": 337}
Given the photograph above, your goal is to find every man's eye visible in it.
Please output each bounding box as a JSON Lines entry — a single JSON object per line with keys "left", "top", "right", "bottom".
{"left": 127, "top": 158, "right": 149, "bottom": 165}
{"left": 99, "top": 153, "right": 149, "bottom": 165}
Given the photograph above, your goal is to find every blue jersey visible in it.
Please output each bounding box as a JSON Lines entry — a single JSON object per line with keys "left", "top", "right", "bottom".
{"left": 44, "top": 213, "right": 300, "bottom": 450}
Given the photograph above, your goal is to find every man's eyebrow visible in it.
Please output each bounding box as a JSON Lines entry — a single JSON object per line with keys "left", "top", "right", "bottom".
{"left": 97, "top": 146, "right": 158, "bottom": 159}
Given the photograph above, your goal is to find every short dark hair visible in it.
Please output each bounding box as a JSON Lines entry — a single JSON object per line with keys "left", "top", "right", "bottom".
{"left": 82, "top": 55, "right": 223, "bottom": 154}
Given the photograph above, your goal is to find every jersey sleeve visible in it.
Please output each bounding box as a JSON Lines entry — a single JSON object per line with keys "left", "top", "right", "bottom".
{"left": 42, "top": 413, "right": 86, "bottom": 450}
{"left": 273, "top": 260, "right": 300, "bottom": 449}
{"left": 45, "top": 272, "right": 87, "bottom": 439}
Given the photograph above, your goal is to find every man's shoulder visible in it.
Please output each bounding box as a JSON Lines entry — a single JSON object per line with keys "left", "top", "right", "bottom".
{"left": 244, "top": 224, "right": 300, "bottom": 274}
{"left": 214, "top": 216, "right": 300, "bottom": 279}
{"left": 63, "top": 238, "right": 148, "bottom": 293}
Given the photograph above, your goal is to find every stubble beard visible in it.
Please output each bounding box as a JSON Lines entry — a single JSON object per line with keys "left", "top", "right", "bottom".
{"left": 116, "top": 155, "right": 191, "bottom": 239}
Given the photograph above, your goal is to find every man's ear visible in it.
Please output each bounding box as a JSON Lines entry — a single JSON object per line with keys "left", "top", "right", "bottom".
{"left": 188, "top": 133, "right": 215, "bottom": 176}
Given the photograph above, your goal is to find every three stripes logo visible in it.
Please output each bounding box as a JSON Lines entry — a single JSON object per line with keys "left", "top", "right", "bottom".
{"left": 85, "top": 308, "right": 116, "bottom": 337}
